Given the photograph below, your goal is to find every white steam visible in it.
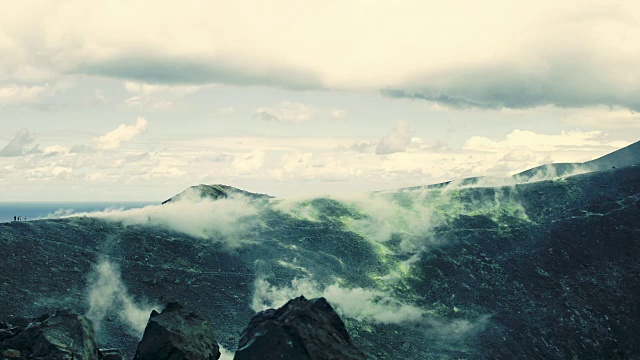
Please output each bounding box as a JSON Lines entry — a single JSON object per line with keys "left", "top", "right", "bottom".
{"left": 342, "top": 193, "right": 434, "bottom": 250}
{"left": 218, "top": 346, "right": 235, "bottom": 360}
{"left": 73, "top": 194, "right": 261, "bottom": 247}
{"left": 86, "top": 260, "right": 158, "bottom": 336}
{"left": 252, "top": 277, "right": 425, "bottom": 325}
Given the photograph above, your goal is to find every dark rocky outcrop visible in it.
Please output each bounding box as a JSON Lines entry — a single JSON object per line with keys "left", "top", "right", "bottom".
{"left": 133, "top": 302, "right": 220, "bottom": 360}
{"left": 234, "top": 296, "right": 367, "bottom": 360}
{"left": 0, "top": 309, "right": 101, "bottom": 359}
{"left": 162, "top": 184, "right": 273, "bottom": 204}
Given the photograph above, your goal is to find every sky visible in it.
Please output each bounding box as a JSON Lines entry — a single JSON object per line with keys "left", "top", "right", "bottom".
{"left": 0, "top": 0, "right": 639, "bottom": 201}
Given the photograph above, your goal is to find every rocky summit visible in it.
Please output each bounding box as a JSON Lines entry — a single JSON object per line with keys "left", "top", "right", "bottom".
{"left": 134, "top": 302, "right": 220, "bottom": 360}
{"left": 1, "top": 141, "right": 640, "bottom": 359}
{"left": 235, "top": 296, "right": 366, "bottom": 360}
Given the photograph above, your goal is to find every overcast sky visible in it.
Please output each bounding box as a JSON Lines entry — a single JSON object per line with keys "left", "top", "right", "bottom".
{"left": 1, "top": 0, "right": 639, "bottom": 201}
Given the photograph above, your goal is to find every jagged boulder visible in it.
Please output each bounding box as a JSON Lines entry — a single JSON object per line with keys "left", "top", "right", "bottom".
{"left": 100, "top": 348, "right": 125, "bottom": 360}
{"left": 133, "top": 302, "right": 220, "bottom": 360}
{"left": 0, "top": 309, "right": 102, "bottom": 359}
{"left": 234, "top": 296, "right": 367, "bottom": 360}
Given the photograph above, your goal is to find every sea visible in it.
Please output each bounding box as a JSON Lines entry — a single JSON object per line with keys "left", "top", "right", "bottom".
{"left": 0, "top": 202, "right": 156, "bottom": 223}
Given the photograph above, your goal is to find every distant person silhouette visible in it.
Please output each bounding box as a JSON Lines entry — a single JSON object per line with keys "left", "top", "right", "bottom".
{"left": 17, "top": 216, "right": 20, "bottom": 221}
{"left": 13, "top": 216, "right": 16, "bottom": 222}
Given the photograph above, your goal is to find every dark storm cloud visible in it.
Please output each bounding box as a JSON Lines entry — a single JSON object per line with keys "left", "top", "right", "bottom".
{"left": 382, "top": 57, "right": 640, "bottom": 111}
{"left": 73, "top": 55, "right": 324, "bottom": 90}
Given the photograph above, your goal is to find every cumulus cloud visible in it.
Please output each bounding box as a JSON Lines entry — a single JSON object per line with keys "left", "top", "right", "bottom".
{"left": 124, "top": 95, "right": 173, "bottom": 109}
{"left": 0, "top": 129, "right": 39, "bottom": 156}
{"left": 69, "top": 144, "right": 95, "bottom": 154}
{"left": 330, "top": 109, "right": 346, "bottom": 119}
{"left": 254, "top": 110, "right": 280, "bottom": 122}
{"left": 86, "top": 260, "right": 158, "bottom": 336}
{"left": 232, "top": 150, "right": 265, "bottom": 174}
{"left": 25, "top": 164, "right": 73, "bottom": 180}
{"left": 92, "top": 117, "right": 148, "bottom": 150}
{"left": 562, "top": 106, "right": 640, "bottom": 129}
{"left": 0, "top": 84, "right": 48, "bottom": 105}
{"left": 123, "top": 81, "right": 203, "bottom": 95}
{"left": 255, "top": 101, "right": 317, "bottom": 123}
{"left": 376, "top": 121, "right": 412, "bottom": 155}
{"left": 463, "top": 129, "right": 629, "bottom": 153}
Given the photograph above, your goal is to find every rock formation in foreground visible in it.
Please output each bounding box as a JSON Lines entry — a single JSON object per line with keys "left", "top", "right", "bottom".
{"left": 134, "top": 302, "right": 220, "bottom": 360}
{"left": 234, "top": 296, "right": 367, "bottom": 360}
{"left": 0, "top": 309, "right": 110, "bottom": 360}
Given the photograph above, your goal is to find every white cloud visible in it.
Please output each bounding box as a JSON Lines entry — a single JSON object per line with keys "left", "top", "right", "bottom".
{"left": 123, "top": 81, "right": 204, "bottom": 95}
{"left": 0, "top": 1, "right": 638, "bottom": 112}
{"left": 329, "top": 109, "right": 346, "bottom": 119}
{"left": 463, "top": 129, "right": 629, "bottom": 153}
{"left": 0, "top": 84, "right": 48, "bottom": 105}
{"left": 376, "top": 121, "right": 412, "bottom": 155}
{"left": 215, "top": 107, "right": 235, "bottom": 115}
{"left": 562, "top": 106, "right": 640, "bottom": 129}
{"left": 25, "top": 164, "right": 73, "bottom": 180}
{"left": 43, "top": 145, "right": 69, "bottom": 155}
{"left": 124, "top": 95, "right": 173, "bottom": 109}
{"left": 255, "top": 101, "right": 317, "bottom": 123}
{"left": 232, "top": 150, "right": 265, "bottom": 174}
{"left": 92, "top": 117, "right": 148, "bottom": 150}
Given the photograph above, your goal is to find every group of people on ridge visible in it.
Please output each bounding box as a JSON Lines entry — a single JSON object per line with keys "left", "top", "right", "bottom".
{"left": 13, "top": 216, "right": 26, "bottom": 222}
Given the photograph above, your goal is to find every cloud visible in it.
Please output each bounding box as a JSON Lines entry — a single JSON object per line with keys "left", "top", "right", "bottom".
{"left": 254, "top": 110, "right": 280, "bottom": 122}
{"left": 463, "top": 129, "right": 629, "bottom": 153}
{"left": 0, "top": 129, "right": 39, "bottom": 156}
{"left": 1, "top": 1, "right": 639, "bottom": 114}
{"left": 92, "top": 117, "right": 148, "bottom": 150}
{"left": 75, "top": 56, "right": 323, "bottom": 90}
{"left": 330, "top": 109, "right": 346, "bottom": 119}
{"left": 255, "top": 101, "right": 317, "bottom": 123}
{"left": 232, "top": 150, "right": 265, "bottom": 174}
{"left": 86, "top": 260, "right": 158, "bottom": 336}
{"left": 123, "top": 81, "right": 203, "bottom": 95}
{"left": 69, "top": 144, "right": 95, "bottom": 154}
{"left": 215, "top": 107, "right": 235, "bottom": 115}
{"left": 124, "top": 95, "right": 173, "bottom": 109}
{"left": 562, "top": 106, "right": 640, "bottom": 129}
{"left": 376, "top": 121, "right": 412, "bottom": 155}
{"left": 25, "top": 164, "right": 73, "bottom": 180}
{"left": 382, "top": 47, "right": 640, "bottom": 111}
{"left": 0, "top": 84, "right": 48, "bottom": 105}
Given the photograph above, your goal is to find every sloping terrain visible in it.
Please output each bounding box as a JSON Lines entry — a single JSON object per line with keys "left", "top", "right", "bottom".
{"left": 1, "top": 147, "right": 640, "bottom": 358}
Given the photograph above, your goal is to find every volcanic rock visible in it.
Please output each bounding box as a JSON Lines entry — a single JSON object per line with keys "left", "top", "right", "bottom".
{"left": 0, "top": 309, "right": 101, "bottom": 359}
{"left": 234, "top": 296, "right": 367, "bottom": 360}
{"left": 161, "top": 184, "right": 272, "bottom": 204}
{"left": 133, "top": 302, "right": 220, "bottom": 360}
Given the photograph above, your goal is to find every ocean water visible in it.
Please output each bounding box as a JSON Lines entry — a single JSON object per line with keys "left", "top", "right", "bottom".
{"left": 0, "top": 202, "right": 156, "bottom": 223}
